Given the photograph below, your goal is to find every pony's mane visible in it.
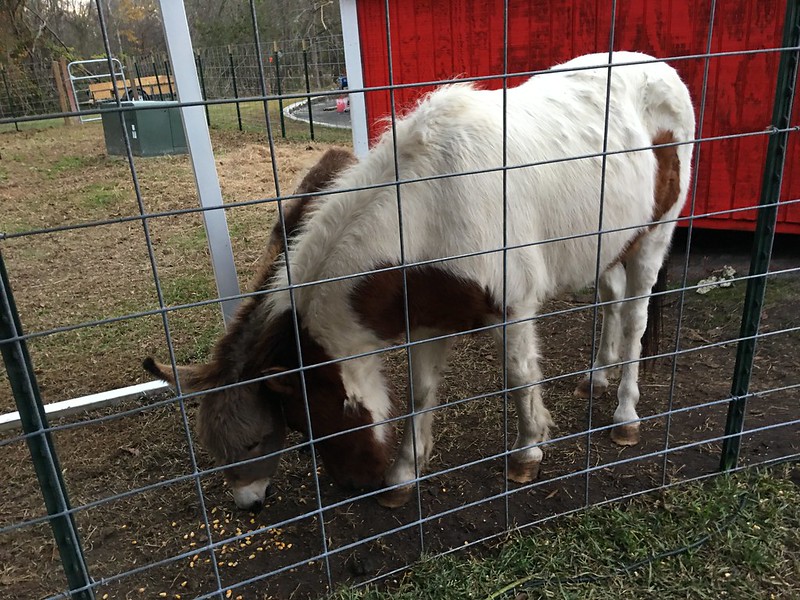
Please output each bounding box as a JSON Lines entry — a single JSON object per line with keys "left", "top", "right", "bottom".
{"left": 251, "top": 148, "right": 358, "bottom": 291}
{"left": 202, "top": 148, "right": 358, "bottom": 380}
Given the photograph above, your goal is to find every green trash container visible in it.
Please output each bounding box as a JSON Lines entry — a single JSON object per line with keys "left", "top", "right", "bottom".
{"left": 100, "top": 101, "right": 188, "bottom": 157}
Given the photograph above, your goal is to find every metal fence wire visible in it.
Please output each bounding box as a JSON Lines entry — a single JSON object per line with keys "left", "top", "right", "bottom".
{"left": 1, "top": 0, "right": 799, "bottom": 599}
{"left": 1, "top": 34, "right": 347, "bottom": 136}
{"left": 0, "top": 60, "right": 62, "bottom": 122}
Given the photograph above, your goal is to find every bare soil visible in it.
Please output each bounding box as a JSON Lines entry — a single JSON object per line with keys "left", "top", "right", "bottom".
{"left": 0, "top": 124, "right": 798, "bottom": 599}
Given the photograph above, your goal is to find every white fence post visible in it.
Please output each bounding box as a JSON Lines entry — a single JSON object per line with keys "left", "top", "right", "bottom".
{"left": 158, "top": 0, "right": 240, "bottom": 325}
{"left": 340, "top": 0, "right": 370, "bottom": 157}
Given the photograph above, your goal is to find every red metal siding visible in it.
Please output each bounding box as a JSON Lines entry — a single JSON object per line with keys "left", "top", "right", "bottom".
{"left": 356, "top": 0, "right": 800, "bottom": 234}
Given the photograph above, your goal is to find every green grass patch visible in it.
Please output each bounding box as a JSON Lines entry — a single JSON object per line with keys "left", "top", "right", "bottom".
{"left": 173, "top": 312, "right": 222, "bottom": 363}
{"left": 765, "top": 274, "right": 800, "bottom": 304}
{"left": 0, "top": 117, "right": 65, "bottom": 133}
{"left": 161, "top": 273, "right": 217, "bottom": 306}
{"left": 80, "top": 183, "right": 125, "bottom": 209}
{"left": 335, "top": 467, "right": 800, "bottom": 600}
{"left": 166, "top": 225, "right": 208, "bottom": 253}
{"left": 48, "top": 155, "right": 97, "bottom": 176}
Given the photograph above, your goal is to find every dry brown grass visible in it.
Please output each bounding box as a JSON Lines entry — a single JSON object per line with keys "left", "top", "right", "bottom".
{"left": 1, "top": 122, "right": 349, "bottom": 410}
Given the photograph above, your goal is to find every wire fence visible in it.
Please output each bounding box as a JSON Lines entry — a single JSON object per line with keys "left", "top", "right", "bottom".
{"left": 0, "top": 60, "right": 63, "bottom": 124}
{"left": 0, "top": 34, "right": 348, "bottom": 137}
{"left": 1, "top": 0, "right": 799, "bottom": 599}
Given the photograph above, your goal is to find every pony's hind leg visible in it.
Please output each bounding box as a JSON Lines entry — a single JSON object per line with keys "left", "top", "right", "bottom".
{"left": 378, "top": 335, "right": 455, "bottom": 508}
{"left": 575, "top": 262, "right": 626, "bottom": 399}
{"left": 492, "top": 319, "right": 554, "bottom": 484}
{"left": 611, "top": 229, "right": 673, "bottom": 446}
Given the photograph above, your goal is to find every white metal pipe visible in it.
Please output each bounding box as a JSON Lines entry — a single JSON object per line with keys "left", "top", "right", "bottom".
{"left": 0, "top": 381, "right": 169, "bottom": 432}
{"left": 340, "top": 0, "right": 370, "bottom": 157}
{"left": 158, "top": 0, "right": 240, "bottom": 325}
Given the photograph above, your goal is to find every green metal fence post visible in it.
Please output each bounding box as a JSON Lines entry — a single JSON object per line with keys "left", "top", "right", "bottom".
{"left": 152, "top": 57, "right": 165, "bottom": 100}
{"left": 195, "top": 53, "right": 211, "bottom": 127}
{"left": 228, "top": 45, "right": 243, "bottom": 131}
{"left": 303, "top": 39, "right": 315, "bottom": 141}
{"left": 720, "top": 0, "right": 800, "bottom": 471}
{"left": 0, "top": 251, "right": 95, "bottom": 599}
{"left": 273, "top": 41, "right": 286, "bottom": 138}
{"left": 163, "top": 60, "right": 175, "bottom": 99}
{"left": 1, "top": 68, "right": 21, "bottom": 132}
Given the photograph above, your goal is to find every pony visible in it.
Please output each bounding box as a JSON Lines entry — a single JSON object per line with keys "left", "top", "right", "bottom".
{"left": 145, "top": 51, "right": 695, "bottom": 511}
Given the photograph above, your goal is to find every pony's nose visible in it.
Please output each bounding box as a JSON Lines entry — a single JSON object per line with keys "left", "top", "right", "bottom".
{"left": 246, "top": 484, "right": 274, "bottom": 514}
{"left": 233, "top": 478, "right": 272, "bottom": 512}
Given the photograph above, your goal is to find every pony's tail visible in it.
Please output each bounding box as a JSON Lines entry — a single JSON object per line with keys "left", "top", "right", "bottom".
{"left": 640, "top": 263, "right": 668, "bottom": 370}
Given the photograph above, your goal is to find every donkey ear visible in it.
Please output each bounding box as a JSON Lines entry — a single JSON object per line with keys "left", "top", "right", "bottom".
{"left": 142, "top": 357, "right": 217, "bottom": 392}
{"left": 263, "top": 366, "right": 297, "bottom": 396}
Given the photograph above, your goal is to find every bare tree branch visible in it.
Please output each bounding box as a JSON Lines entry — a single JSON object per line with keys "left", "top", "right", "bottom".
{"left": 23, "top": 4, "right": 71, "bottom": 53}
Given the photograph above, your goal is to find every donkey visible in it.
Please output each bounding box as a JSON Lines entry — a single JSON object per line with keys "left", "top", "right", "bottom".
{"left": 146, "top": 51, "right": 695, "bottom": 511}
{"left": 145, "top": 148, "right": 357, "bottom": 511}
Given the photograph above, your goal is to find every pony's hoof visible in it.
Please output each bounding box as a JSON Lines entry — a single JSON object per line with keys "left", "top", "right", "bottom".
{"left": 573, "top": 378, "right": 607, "bottom": 399}
{"left": 376, "top": 484, "right": 413, "bottom": 509}
{"left": 508, "top": 459, "right": 541, "bottom": 484}
{"left": 611, "top": 423, "right": 640, "bottom": 446}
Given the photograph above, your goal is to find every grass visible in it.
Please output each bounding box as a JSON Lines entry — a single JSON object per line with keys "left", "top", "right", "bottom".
{"left": 666, "top": 268, "right": 800, "bottom": 334}
{"left": 207, "top": 99, "right": 352, "bottom": 144}
{"left": 80, "top": 182, "right": 125, "bottom": 209}
{"left": 0, "top": 121, "right": 342, "bottom": 411}
{"left": 0, "top": 116, "right": 69, "bottom": 133}
{"left": 165, "top": 224, "right": 208, "bottom": 253}
{"left": 334, "top": 465, "right": 800, "bottom": 600}
{"left": 161, "top": 272, "right": 216, "bottom": 306}
{"left": 46, "top": 155, "right": 99, "bottom": 176}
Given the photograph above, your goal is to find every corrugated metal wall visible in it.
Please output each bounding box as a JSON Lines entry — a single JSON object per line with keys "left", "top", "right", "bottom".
{"left": 356, "top": 0, "right": 799, "bottom": 233}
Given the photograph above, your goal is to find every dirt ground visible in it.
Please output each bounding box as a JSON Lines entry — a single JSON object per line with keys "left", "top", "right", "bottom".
{"left": 0, "top": 123, "right": 798, "bottom": 599}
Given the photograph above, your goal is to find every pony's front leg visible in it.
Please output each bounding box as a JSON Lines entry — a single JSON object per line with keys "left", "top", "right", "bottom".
{"left": 575, "top": 262, "right": 626, "bottom": 399}
{"left": 378, "top": 336, "right": 454, "bottom": 508}
{"left": 493, "top": 320, "right": 554, "bottom": 483}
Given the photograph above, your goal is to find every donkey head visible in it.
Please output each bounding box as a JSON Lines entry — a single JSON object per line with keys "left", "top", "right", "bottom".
{"left": 144, "top": 313, "right": 391, "bottom": 511}
{"left": 143, "top": 355, "right": 287, "bottom": 513}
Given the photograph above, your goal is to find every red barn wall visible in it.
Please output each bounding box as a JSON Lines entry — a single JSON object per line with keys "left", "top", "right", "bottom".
{"left": 355, "top": 0, "right": 799, "bottom": 234}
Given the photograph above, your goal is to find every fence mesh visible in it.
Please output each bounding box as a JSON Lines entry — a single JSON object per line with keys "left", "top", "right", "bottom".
{"left": 0, "top": 0, "right": 798, "bottom": 599}
{"left": 0, "top": 34, "right": 347, "bottom": 138}
{"left": 0, "top": 60, "right": 62, "bottom": 121}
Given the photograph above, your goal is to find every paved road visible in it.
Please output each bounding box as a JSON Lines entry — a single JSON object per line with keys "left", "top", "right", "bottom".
{"left": 286, "top": 96, "right": 351, "bottom": 129}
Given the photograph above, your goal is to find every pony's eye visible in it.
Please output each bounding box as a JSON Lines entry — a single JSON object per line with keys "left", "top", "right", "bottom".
{"left": 245, "top": 442, "right": 259, "bottom": 452}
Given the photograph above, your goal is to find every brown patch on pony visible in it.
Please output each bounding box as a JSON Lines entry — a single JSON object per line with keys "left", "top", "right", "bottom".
{"left": 260, "top": 311, "right": 390, "bottom": 489}
{"left": 253, "top": 148, "right": 357, "bottom": 288}
{"left": 650, "top": 130, "right": 681, "bottom": 223}
{"left": 613, "top": 130, "right": 681, "bottom": 266}
{"left": 350, "top": 264, "right": 502, "bottom": 341}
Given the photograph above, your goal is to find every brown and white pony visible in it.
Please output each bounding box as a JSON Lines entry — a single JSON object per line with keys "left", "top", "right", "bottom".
{"left": 145, "top": 148, "right": 358, "bottom": 511}
{"left": 146, "top": 52, "right": 695, "bottom": 511}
